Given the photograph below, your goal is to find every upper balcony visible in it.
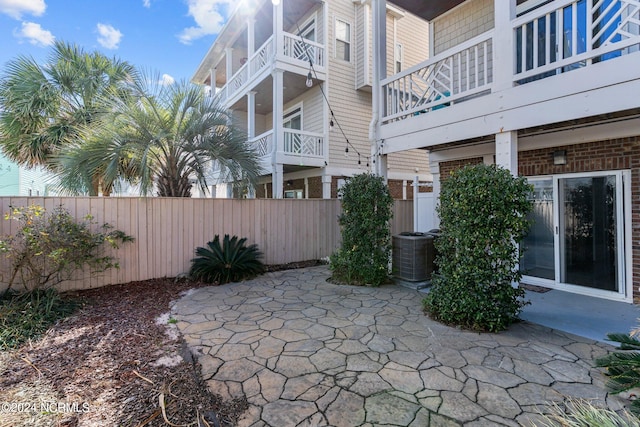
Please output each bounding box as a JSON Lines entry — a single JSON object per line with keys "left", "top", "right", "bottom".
{"left": 380, "top": 0, "right": 640, "bottom": 148}
{"left": 192, "top": 0, "right": 326, "bottom": 112}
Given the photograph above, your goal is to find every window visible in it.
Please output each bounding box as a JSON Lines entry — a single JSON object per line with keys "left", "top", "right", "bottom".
{"left": 335, "top": 19, "right": 351, "bottom": 61}
{"left": 283, "top": 105, "right": 302, "bottom": 154}
{"left": 295, "top": 16, "right": 316, "bottom": 62}
{"left": 284, "top": 189, "right": 303, "bottom": 199}
{"left": 395, "top": 43, "right": 403, "bottom": 73}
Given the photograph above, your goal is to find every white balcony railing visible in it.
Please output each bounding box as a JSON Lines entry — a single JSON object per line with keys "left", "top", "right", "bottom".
{"left": 248, "top": 129, "right": 324, "bottom": 160}
{"left": 283, "top": 32, "right": 325, "bottom": 68}
{"left": 381, "top": 0, "right": 640, "bottom": 124}
{"left": 381, "top": 32, "right": 493, "bottom": 123}
{"left": 214, "top": 32, "right": 325, "bottom": 106}
{"left": 249, "top": 130, "right": 274, "bottom": 157}
{"left": 513, "top": 0, "right": 640, "bottom": 82}
{"left": 283, "top": 129, "right": 324, "bottom": 157}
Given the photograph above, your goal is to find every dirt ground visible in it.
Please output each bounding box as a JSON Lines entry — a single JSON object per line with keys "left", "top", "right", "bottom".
{"left": 0, "top": 261, "right": 322, "bottom": 427}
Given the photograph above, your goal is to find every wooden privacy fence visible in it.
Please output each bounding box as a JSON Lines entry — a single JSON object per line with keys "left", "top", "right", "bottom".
{"left": 0, "top": 197, "right": 413, "bottom": 291}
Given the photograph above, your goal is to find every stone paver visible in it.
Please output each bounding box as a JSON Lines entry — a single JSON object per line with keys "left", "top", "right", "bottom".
{"left": 171, "top": 266, "right": 627, "bottom": 426}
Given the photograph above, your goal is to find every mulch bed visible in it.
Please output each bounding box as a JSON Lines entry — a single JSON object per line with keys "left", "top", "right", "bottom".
{"left": 0, "top": 261, "right": 322, "bottom": 426}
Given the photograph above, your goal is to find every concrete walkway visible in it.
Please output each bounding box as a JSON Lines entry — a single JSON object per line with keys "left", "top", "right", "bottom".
{"left": 171, "top": 266, "right": 629, "bottom": 426}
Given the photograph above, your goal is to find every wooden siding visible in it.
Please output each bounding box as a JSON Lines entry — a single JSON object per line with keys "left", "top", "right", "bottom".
{"left": 432, "top": 0, "right": 494, "bottom": 55}
{"left": 0, "top": 197, "right": 413, "bottom": 291}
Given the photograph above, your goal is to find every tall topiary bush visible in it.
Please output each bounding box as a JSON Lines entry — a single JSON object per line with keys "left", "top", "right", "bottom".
{"left": 330, "top": 173, "right": 394, "bottom": 286}
{"left": 422, "top": 164, "right": 533, "bottom": 332}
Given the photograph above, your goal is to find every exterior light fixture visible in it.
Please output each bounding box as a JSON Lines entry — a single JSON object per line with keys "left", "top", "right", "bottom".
{"left": 329, "top": 119, "right": 334, "bottom": 131}
{"left": 271, "top": 0, "right": 280, "bottom": 5}
{"left": 305, "top": 71, "right": 313, "bottom": 88}
{"left": 553, "top": 150, "right": 567, "bottom": 165}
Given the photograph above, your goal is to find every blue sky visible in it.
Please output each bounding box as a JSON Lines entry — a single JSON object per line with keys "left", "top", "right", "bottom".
{"left": 0, "top": 0, "right": 236, "bottom": 83}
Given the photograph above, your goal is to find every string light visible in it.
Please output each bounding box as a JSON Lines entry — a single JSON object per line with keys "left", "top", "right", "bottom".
{"left": 295, "top": 22, "right": 371, "bottom": 169}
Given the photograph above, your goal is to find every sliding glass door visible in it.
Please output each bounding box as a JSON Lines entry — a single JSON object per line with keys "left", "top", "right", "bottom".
{"left": 521, "top": 171, "right": 627, "bottom": 298}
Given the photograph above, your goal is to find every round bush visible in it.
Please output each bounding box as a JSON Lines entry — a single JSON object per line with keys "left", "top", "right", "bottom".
{"left": 422, "top": 164, "right": 533, "bottom": 332}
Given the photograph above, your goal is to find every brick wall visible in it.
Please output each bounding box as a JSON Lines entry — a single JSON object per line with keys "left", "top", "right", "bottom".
{"left": 439, "top": 138, "right": 640, "bottom": 302}
{"left": 439, "top": 157, "right": 485, "bottom": 179}
{"left": 519, "top": 137, "right": 640, "bottom": 302}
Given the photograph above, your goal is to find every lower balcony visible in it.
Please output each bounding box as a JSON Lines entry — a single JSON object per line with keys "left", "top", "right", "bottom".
{"left": 249, "top": 129, "right": 325, "bottom": 169}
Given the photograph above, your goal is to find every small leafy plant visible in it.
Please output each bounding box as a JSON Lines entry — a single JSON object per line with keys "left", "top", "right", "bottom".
{"left": 189, "top": 234, "right": 264, "bottom": 284}
{"left": 422, "top": 164, "right": 533, "bottom": 332}
{"left": 330, "top": 173, "right": 394, "bottom": 286}
{"left": 0, "top": 289, "right": 77, "bottom": 350}
{"left": 596, "top": 331, "right": 640, "bottom": 415}
{"left": 0, "top": 205, "right": 133, "bottom": 295}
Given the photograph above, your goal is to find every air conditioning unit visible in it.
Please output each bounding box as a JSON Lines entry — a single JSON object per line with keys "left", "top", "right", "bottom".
{"left": 392, "top": 232, "right": 435, "bottom": 282}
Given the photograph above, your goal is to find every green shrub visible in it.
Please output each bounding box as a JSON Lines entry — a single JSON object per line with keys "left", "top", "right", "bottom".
{"left": 330, "top": 173, "right": 394, "bottom": 286}
{"left": 596, "top": 332, "right": 640, "bottom": 416}
{"left": 189, "top": 234, "right": 264, "bottom": 284}
{"left": 422, "top": 164, "right": 533, "bottom": 332}
{"left": 0, "top": 289, "right": 77, "bottom": 350}
{"left": 0, "top": 205, "right": 133, "bottom": 295}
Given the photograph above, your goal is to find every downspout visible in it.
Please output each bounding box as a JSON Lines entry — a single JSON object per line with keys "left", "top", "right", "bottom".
{"left": 369, "top": 0, "right": 386, "bottom": 178}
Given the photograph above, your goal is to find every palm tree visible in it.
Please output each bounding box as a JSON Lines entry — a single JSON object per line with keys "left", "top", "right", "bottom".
{"left": 57, "top": 73, "right": 262, "bottom": 197}
{"left": 0, "top": 41, "right": 136, "bottom": 195}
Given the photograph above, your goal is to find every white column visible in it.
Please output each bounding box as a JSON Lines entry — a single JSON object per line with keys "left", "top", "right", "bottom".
{"left": 247, "top": 19, "right": 255, "bottom": 57}
{"left": 209, "top": 68, "right": 217, "bottom": 94}
{"left": 322, "top": 175, "right": 332, "bottom": 199}
{"left": 495, "top": 131, "right": 518, "bottom": 176}
{"left": 370, "top": 0, "right": 387, "bottom": 178}
{"left": 272, "top": 69, "right": 284, "bottom": 199}
{"left": 247, "top": 91, "right": 256, "bottom": 139}
{"left": 402, "top": 180, "right": 407, "bottom": 200}
{"left": 272, "top": 164, "right": 283, "bottom": 199}
{"left": 304, "top": 177, "right": 309, "bottom": 199}
{"left": 413, "top": 176, "right": 419, "bottom": 231}
{"left": 273, "top": 0, "right": 283, "bottom": 56}
{"left": 493, "top": 0, "right": 516, "bottom": 92}
{"left": 225, "top": 47, "right": 234, "bottom": 83}
{"left": 429, "top": 160, "right": 441, "bottom": 229}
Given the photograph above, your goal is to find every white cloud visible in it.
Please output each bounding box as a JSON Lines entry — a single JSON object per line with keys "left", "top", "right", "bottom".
{"left": 178, "top": 0, "right": 234, "bottom": 45}
{"left": 96, "top": 23, "right": 122, "bottom": 49}
{"left": 0, "top": 0, "right": 45, "bottom": 19}
{"left": 142, "top": 0, "right": 150, "bottom": 8}
{"left": 159, "top": 74, "right": 175, "bottom": 86}
{"left": 14, "top": 21, "right": 54, "bottom": 46}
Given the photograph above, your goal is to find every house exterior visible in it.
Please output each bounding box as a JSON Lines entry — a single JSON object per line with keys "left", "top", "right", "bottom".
{"left": 0, "top": 153, "right": 49, "bottom": 196}
{"left": 376, "top": 0, "right": 640, "bottom": 302}
{"left": 191, "top": 0, "right": 431, "bottom": 200}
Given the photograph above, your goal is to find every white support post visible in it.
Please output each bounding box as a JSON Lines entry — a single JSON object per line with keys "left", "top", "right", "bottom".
{"left": 225, "top": 47, "right": 234, "bottom": 84}
{"left": 493, "top": 0, "right": 516, "bottom": 92}
{"left": 273, "top": 0, "right": 283, "bottom": 57}
{"left": 483, "top": 154, "right": 494, "bottom": 165}
{"left": 272, "top": 69, "right": 284, "bottom": 198}
{"left": 209, "top": 68, "right": 217, "bottom": 95}
{"left": 430, "top": 160, "right": 441, "bottom": 229}
{"left": 402, "top": 180, "right": 407, "bottom": 200}
{"left": 247, "top": 19, "right": 255, "bottom": 57}
{"left": 413, "top": 176, "right": 419, "bottom": 232}
{"left": 322, "top": 175, "right": 332, "bottom": 199}
{"left": 304, "top": 177, "right": 309, "bottom": 199}
{"left": 272, "top": 164, "right": 283, "bottom": 199}
{"left": 495, "top": 131, "right": 518, "bottom": 176}
{"left": 247, "top": 91, "right": 256, "bottom": 139}
{"left": 370, "top": 0, "right": 387, "bottom": 177}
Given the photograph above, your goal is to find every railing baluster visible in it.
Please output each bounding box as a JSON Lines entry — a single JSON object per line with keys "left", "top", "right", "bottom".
{"left": 532, "top": 19, "right": 538, "bottom": 68}
{"left": 546, "top": 13, "right": 551, "bottom": 65}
